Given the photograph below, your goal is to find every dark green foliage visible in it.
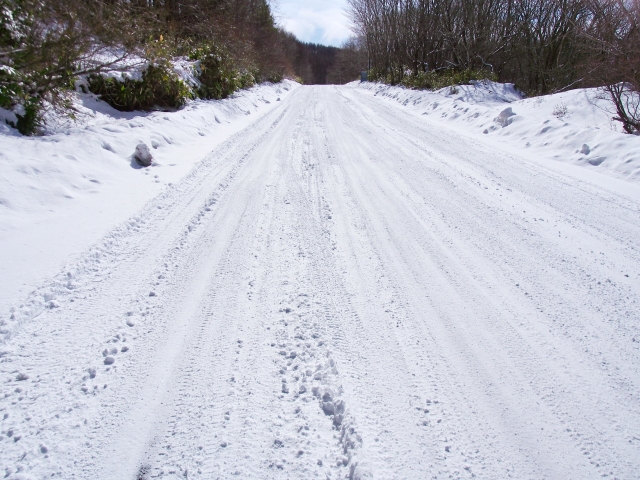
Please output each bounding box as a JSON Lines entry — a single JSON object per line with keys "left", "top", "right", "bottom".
{"left": 238, "top": 69, "right": 257, "bottom": 89}
{"left": 1, "top": 0, "right": 41, "bottom": 134}
{"left": 0, "top": 67, "right": 41, "bottom": 134}
{"left": 190, "top": 46, "right": 241, "bottom": 100}
{"left": 0, "top": 0, "right": 28, "bottom": 48}
{"left": 14, "top": 95, "right": 39, "bottom": 134}
{"left": 264, "top": 71, "right": 284, "bottom": 84}
{"left": 88, "top": 64, "right": 191, "bottom": 112}
{"left": 142, "top": 64, "right": 191, "bottom": 109}
{"left": 0, "top": 79, "right": 41, "bottom": 135}
{"left": 0, "top": 69, "right": 21, "bottom": 110}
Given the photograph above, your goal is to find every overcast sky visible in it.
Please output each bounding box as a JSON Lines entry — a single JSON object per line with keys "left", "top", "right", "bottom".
{"left": 274, "top": 0, "right": 352, "bottom": 47}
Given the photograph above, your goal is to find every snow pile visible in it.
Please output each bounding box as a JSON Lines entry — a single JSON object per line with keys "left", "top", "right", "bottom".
{"left": 0, "top": 80, "right": 299, "bottom": 316}
{"left": 355, "top": 80, "right": 640, "bottom": 181}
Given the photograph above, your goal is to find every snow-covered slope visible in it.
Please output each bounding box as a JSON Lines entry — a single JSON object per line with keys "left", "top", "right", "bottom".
{"left": 356, "top": 80, "right": 640, "bottom": 181}
{"left": 0, "top": 80, "right": 299, "bottom": 316}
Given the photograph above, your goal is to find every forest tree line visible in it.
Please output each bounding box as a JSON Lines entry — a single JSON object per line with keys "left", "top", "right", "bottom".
{"left": 348, "top": 0, "right": 640, "bottom": 132}
{"left": 348, "top": 0, "right": 639, "bottom": 94}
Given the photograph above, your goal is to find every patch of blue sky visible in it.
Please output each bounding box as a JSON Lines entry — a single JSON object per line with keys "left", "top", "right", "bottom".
{"left": 275, "top": 0, "right": 352, "bottom": 47}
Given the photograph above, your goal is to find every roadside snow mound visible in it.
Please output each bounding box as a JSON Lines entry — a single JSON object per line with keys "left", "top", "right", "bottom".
{"left": 356, "top": 80, "right": 640, "bottom": 181}
{"left": 0, "top": 80, "right": 299, "bottom": 317}
{"left": 366, "top": 80, "right": 522, "bottom": 106}
{"left": 0, "top": 80, "right": 297, "bottom": 215}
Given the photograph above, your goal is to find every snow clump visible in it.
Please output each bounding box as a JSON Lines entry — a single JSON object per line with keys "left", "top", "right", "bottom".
{"left": 134, "top": 143, "right": 153, "bottom": 167}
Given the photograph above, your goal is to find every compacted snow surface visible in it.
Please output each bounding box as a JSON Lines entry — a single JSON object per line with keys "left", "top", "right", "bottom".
{"left": 1, "top": 83, "right": 640, "bottom": 479}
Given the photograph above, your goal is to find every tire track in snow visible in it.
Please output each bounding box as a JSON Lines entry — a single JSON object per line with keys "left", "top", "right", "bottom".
{"left": 107, "top": 88, "right": 367, "bottom": 479}
{"left": 0, "top": 99, "right": 294, "bottom": 479}
{"left": 195, "top": 88, "right": 367, "bottom": 478}
{"left": 320, "top": 85, "right": 640, "bottom": 478}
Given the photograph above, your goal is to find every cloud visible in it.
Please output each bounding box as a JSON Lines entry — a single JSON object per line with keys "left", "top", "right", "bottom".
{"left": 275, "top": 0, "right": 352, "bottom": 47}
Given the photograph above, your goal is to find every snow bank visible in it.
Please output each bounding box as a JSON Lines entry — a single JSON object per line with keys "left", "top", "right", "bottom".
{"left": 0, "top": 80, "right": 299, "bottom": 315}
{"left": 354, "top": 80, "right": 640, "bottom": 182}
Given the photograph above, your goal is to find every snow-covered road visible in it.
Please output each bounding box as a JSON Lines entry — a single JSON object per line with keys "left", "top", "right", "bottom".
{"left": 2, "top": 85, "right": 640, "bottom": 480}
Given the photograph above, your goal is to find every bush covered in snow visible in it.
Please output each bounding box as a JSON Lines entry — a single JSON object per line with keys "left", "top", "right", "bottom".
{"left": 0, "top": 0, "right": 41, "bottom": 134}
{"left": 189, "top": 45, "right": 243, "bottom": 100}
{"left": 88, "top": 64, "right": 191, "bottom": 112}
{"left": 0, "top": 63, "right": 40, "bottom": 134}
{"left": 396, "top": 69, "right": 498, "bottom": 91}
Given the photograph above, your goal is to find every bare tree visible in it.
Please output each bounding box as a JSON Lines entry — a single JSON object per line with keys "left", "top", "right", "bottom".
{"left": 586, "top": 0, "right": 640, "bottom": 132}
{"left": 348, "top": 0, "right": 596, "bottom": 94}
{"left": 327, "top": 37, "right": 369, "bottom": 83}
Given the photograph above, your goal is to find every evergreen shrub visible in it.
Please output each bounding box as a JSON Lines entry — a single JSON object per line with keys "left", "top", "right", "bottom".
{"left": 88, "top": 63, "right": 191, "bottom": 111}
{"left": 189, "top": 45, "right": 241, "bottom": 100}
